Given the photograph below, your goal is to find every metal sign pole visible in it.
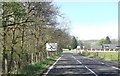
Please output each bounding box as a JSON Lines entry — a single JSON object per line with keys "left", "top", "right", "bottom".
{"left": 47, "top": 51, "right": 49, "bottom": 58}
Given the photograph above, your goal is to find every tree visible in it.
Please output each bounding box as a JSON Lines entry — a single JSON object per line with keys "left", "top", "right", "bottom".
{"left": 105, "top": 36, "right": 111, "bottom": 44}
{"left": 78, "top": 40, "right": 83, "bottom": 49}
{"left": 97, "top": 36, "right": 111, "bottom": 46}
{"left": 1, "top": 2, "right": 71, "bottom": 74}
{"left": 70, "top": 36, "right": 78, "bottom": 49}
{"left": 97, "top": 39, "right": 105, "bottom": 45}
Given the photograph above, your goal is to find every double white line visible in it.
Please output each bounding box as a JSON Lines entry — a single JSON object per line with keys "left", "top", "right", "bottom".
{"left": 72, "top": 55, "right": 98, "bottom": 76}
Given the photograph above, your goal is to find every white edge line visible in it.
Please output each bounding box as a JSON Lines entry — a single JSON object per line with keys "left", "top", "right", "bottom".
{"left": 112, "top": 66, "right": 120, "bottom": 70}
{"left": 72, "top": 55, "right": 98, "bottom": 76}
{"left": 99, "top": 62, "right": 120, "bottom": 71}
{"left": 43, "top": 55, "right": 63, "bottom": 75}
{"left": 80, "top": 57, "right": 120, "bottom": 73}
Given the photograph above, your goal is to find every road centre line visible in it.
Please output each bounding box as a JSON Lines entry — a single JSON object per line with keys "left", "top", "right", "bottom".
{"left": 101, "top": 62, "right": 105, "bottom": 64}
{"left": 72, "top": 56, "right": 82, "bottom": 64}
{"left": 72, "top": 55, "right": 98, "bottom": 76}
{"left": 84, "top": 66, "right": 98, "bottom": 76}
{"left": 44, "top": 55, "right": 63, "bottom": 75}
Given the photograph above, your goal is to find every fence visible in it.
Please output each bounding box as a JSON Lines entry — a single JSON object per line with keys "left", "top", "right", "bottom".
{"left": 86, "top": 49, "right": 119, "bottom": 52}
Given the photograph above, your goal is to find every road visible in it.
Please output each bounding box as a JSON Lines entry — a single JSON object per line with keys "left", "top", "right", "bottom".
{"left": 43, "top": 53, "right": 120, "bottom": 76}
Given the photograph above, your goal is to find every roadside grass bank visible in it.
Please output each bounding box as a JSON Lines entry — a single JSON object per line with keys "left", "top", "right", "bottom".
{"left": 79, "top": 52, "right": 119, "bottom": 62}
{"left": 17, "top": 53, "right": 62, "bottom": 76}
{"left": 79, "top": 52, "right": 120, "bottom": 68}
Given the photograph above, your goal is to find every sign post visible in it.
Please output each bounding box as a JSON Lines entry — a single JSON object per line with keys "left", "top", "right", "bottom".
{"left": 46, "top": 43, "right": 57, "bottom": 58}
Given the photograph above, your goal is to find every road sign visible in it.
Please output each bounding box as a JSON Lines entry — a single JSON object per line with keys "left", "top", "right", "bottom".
{"left": 46, "top": 43, "right": 57, "bottom": 51}
{"left": 77, "top": 46, "right": 80, "bottom": 49}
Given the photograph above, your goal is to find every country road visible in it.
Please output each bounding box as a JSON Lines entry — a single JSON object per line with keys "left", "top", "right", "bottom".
{"left": 43, "top": 53, "right": 120, "bottom": 76}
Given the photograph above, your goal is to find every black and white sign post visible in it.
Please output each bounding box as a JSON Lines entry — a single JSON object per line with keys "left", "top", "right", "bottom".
{"left": 46, "top": 43, "right": 57, "bottom": 58}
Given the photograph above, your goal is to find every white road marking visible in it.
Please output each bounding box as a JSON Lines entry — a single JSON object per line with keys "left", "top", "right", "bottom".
{"left": 84, "top": 66, "right": 98, "bottom": 76}
{"left": 101, "top": 62, "right": 105, "bottom": 64}
{"left": 72, "top": 55, "right": 98, "bottom": 76}
{"left": 72, "top": 56, "right": 82, "bottom": 64}
{"left": 43, "top": 55, "right": 63, "bottom": 75}
{"left": 98, "top": 62, "right": 120, "bottom": 71}
{"left": 112, "top": 66, "right": 120, "bottom": 70}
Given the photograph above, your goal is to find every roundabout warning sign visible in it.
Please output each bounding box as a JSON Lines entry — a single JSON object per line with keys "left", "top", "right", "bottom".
{"left": 46, "top": 43, "right": 57, "bottom": 51}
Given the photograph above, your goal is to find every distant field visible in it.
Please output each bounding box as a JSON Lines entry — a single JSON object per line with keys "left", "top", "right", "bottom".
{"left": 63, "top": 49, "right": 79, "bottom": 53}
{"left": 80, "top": 52, "right": 119, "bottom": 62}
{"left": 63, "top": 50, "right": 70, "bottom": 53}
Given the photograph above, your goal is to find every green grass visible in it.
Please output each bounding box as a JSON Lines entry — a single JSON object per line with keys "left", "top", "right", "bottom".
{"left": 63, "top": 50, "right": 79, "bottom": 53}
{"left": 18, "top": 53, "right": 62, "bottom": 76}
{"left": 80, "top": 52, "right": 120, "bottom": 69}
{"left": 63, "top": 50, "right": 72, "bottom": 53}
{"left": 80, "top": 52, "right": 119, "bottom": 62}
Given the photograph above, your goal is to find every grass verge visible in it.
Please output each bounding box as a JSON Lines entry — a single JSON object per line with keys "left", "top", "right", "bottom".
{"left": 17, "top": 53, "right": 62, "bottom": 76}
{"left": 80, "top": 52, "right": 119, "bottom": 62}
{"left": 80, "top": 52, "right": 120, "bottom": 68}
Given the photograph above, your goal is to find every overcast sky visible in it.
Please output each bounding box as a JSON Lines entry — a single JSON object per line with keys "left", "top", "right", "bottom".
{"left": 55, "top": 1, "right": 118, "bottom": 40}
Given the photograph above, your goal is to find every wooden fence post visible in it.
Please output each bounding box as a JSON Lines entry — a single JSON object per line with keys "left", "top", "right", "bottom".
{"left": 47, "top": 51, "right": 49, "bottom": 58}
{"left": 31, "top": 53, "right": 33, "bottom": 64}
{"left": 5, "top": 58, "right": 7, "bottom": 74}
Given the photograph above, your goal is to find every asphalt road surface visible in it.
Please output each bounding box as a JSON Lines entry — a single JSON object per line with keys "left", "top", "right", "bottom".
{"left": 43, "top": 53, "right": 120, "bottom": 76}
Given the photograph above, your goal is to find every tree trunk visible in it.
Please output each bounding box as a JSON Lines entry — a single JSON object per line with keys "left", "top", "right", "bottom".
{"left": 2, "top": 26, "right": 7, "bottom": 74}
{"left": 8, "top": 47, "right": 14, "bottom": 73}
{"left": 21, "top": 27, "right": 25, "bottom": 67}
{"left": 8, "top": 29, "right": 15, "bottom": 73}
{"left": 31, "top": 53, "right": 34, "bottom": 64}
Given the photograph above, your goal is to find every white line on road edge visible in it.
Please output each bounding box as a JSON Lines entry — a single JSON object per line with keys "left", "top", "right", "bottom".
{"left": 98, "top": 62, "right": 120, "bottom": 71}
{"left": 100, "top": 62, "right": 120, "bottom": 70}
{"left": 72, "top": 55, "right": 98, "bottom": 76}
{"left": 112, "top": 66, "right": 120, "bottom": 70}
{"left": 43, "top": 55, "right": 63, "bottom": 75}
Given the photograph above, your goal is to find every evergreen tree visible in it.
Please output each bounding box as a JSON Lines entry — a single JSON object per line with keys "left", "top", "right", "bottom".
{"left": 78, "top": 40, "right": 83, "bottom": 49}
{"left": 70, "top": 36, "right": 78, "bottom": 49}
{"left": 105, "top": 36, "right": 111, "bottom": 44}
